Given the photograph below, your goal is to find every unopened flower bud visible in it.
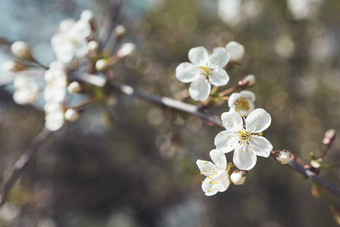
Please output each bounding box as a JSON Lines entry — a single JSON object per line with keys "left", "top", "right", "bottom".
{"left": 323, "top": 129, "right": 335, "bottom": 146}
{"left": 238, "top": 74, "right": 256, "bottom": 88}
{"left": 230, "top": 170, "right": 246, "bottom": 185}
{"left": 67, "top": 81, "right": 82, "bottom": 94}
{"left": 276, "top": 151, "right": 290, "bottom": 164}
{"left": 64, "top": 108, "right": 80, "bottom": 122}
{"left": 11, "top": 41, "right": 33, "bottom": 61}
{"left": 81, "top": 10, "right": 94, "bottom": 23}
{"left": 95, "top": 59, "right": 110, "bottom": 72}
{"left": 117, "top": 43, "right": 136, "bottom": 58}
{"left": 88, "top": 40, "right": 99, "bottom": 52}
{"left": 226, "top": 41, "right": 245, "bottom": 62}
{"left": 114, "top": 25, "right": 127, "bottom": 41}
{"left": 2, "top": 61, "right": 26, "bottom": 72}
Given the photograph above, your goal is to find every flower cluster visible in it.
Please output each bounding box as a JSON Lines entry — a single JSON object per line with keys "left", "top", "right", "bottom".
{"left": 175, "top": 42, "right": 289, "bottom": 196}
{"left": 2, "top": 10, "right": 135, "bottom": 132}
{"left": 175, "top": 41, "right": 244, "bottom": 101}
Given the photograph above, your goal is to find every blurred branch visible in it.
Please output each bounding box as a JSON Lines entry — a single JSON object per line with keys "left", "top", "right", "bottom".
{"left": 112, "top": 83, "right": 340, "bottom": 198}
{"left": 101, "top": 0, "right": 124, "bottom": 48}
{"left": 0, "top": 128, "right": 52, "bottom": 207}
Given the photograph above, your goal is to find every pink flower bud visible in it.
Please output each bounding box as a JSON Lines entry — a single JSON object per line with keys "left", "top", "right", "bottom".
{"left": 323, "top": 129, "right": 335, "bottom": 146}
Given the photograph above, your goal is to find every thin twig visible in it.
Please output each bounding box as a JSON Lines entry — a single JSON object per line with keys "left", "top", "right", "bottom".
{"left": 112, "top": 83, "right": 340, "bottom": 197}
{"left": 0, "top": 128, "right": 52, "bottom": 206}
{"left": 111, "top": 84, "right": 223, "bottom": 127}
{"left": 101, "top": 0, "right": 124, "bottom": 48}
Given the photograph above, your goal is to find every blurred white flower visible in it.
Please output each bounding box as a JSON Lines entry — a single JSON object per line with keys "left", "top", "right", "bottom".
{"left": 64, "top": 108, "right": 80, "bottom": 122}
{"left": 226, "top": 41, "right": 245, "bottom": 61}
{"left": 67, "top": 81, "right": 82, "bottom": 94}
{"left": 228, "top": 90, "right": 255, "bottom": 116}
{"left": 218, "top": 0, "right": 242, "bottom": 25}
{"left": 196, "top": 149, "right": 230, "bottom": 196}
{"left": 2, "top": 61, "right": 25, "bottom": 72}
{"left": 44, "top": 65, "right": 67, "bottom": 103}
{"left": 117, "top": 43, "right": 136, "bottom": 58}
{"left": 11, "top": 41, "right": 33, "bottom": 60}
{"left": 287, "top": 0, "right": 324, "bottom": 20}
{"left": 44, "top": 102, "right": 65, "bottom": 131}
{"left": 51, "top": 17, "right": 91, "bottom": 63}
{"left": 176, "top": 46, "right": 230, "bottom": 101}
{"left": 44, "top": 62, "right": 68, "bottom": 131}
{"left": 214, "top": 108, "right": 272, "bottom": 170}
{"left": 13, "top": 76, "right": 39, "bottom": 105}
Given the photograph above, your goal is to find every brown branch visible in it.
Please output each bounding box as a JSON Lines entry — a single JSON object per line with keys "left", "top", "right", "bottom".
{"left": 112, "top": 83, "right": 340, "bottom": 197}
{"left": 0, "top": 128, "right": 52, "bottom": 206}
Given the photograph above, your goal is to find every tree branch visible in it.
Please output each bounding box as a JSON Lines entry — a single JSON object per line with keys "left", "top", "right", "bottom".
{"left": 112, "top": 83, "right": 340, "bottom": 197}
{"left": 0, "top": 128, "right": 52, "bottom": 206}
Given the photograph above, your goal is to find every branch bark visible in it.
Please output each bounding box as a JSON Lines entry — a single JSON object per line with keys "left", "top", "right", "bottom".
{"left": 0, "top": 128, "right": 52, "bottom": 206}
{"left": 112, "top": 83, "right": 340, "bottom": 197}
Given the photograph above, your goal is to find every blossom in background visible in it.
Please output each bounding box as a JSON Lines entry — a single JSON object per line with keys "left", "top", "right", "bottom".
{"left": 51, "top": 11, "right": 92, "bottom": 63}
{"left": 287, "top": 0, "right": 324, "bottom": 20}
{"left": 214, "top": 108, "right": 272, "bottom": 170}
{"left": 44, "top": 102, "right": 65, "bottom": 131}
{"left": 228, "top": 90, "right": 255, "bottom": 116}
{"left": 12, "top": 76, "right": 39, "bottom": 105}
{"left": 196, "top": 149, "right": 230, "bottom": 196}
{"left": 176, "top": 46, "right": 230, "bottom": 101}
{"left": 226, "top": 41, "right": 245, "bottom": 62}
{"left": 44, "top": 62, "right": 67, "bottom": 131}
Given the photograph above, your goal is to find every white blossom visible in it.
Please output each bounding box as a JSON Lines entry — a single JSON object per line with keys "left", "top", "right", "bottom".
{"left": 12, "top": 76, "right": 39, "bottom": 105}
{"left": 51, "top": 18, "right": 91, "bottom": 63}
{"left": 276, "top": 151, "right": 290, "bottom": 164}
{"left": 44, "top": 62, "right": 68, "bottom": 131}
{"left": 230, "top": 170, "right": 246, "bottom": 185}
{"left": 214, "top": 108, "right": 273, "bottom": 170}
{"left": 11, "top": 41, "right": 33, "bottom": 60}
{"left": 196, "top": 149, "right": 230, "bottom": 196}
{"left": 117, "top": 43, "right": 136, "bottom": 58}
{"left": 176, "top": 46, "right": 230, "bottom": 101}
{"left": 67, "top": 81, "right": 82, "bottom": 94}
{"left": 287, "top": 0, "right": 323, "bottom": 20}
{"left": 228, "top": 91, "right": 255, "bottom": 116}
{"left": 44, "top": 65, "right": 67, "bottom": 103}
{"left": 44, "top": 102, "right": 65, "bottom": 131}
{"left": 64, "top": 108, "right": 80, "bottom": 122}
{"left": 226, "top": 41, "right": 245, "bottom": 61}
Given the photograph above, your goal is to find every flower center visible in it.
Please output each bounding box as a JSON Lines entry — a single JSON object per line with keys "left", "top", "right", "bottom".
{"left": 237, "top": 130, "right": 252, "bottom": 144}
{"left": 235, "top": 97, "right": 250, "bottom": 111}
{"left": 200, "top": 66, "right": 212, "bottom": 78}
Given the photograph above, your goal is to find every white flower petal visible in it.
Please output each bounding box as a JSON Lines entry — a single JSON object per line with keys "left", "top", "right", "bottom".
{"left": 245, "top": 108, "right": 271, "bottom": 133}
{"left": 196, "top": 160, "right": 218, "bottom": 177}
{"left": 45, "top": 111, "right": 65, "bottom": 131}
{"left": 239, "top": 90, "right": 255, "bottom": 102}
{"left": 214, "top": 130, "right": 238, "bottom": 153}
{"left": 233, "top": 143, "right": 257, "bottom": 170}
{"left": 209, "top": 47, "right": 230, "bottom": 68}
{"left": 209, "top": 149, "right": 227, "bottom": 169}
{"left": 226, "top": 41, "right": 245, "bottom": 61}
{"left": 202, "top": 177, "right": 218, "bottom": 196}
{"left": 189, "top": 76, "right": 211, "bottom": 101}
{"left": 215, "top": 170, "right": 230, "bottom": 192}
{"left": 209, "top": 68, "right": 230, "bottom": 86}
{"left": 228, "top": 92, "right": 241, "bottom": 108}
{"left": 175, "top": 62, "right": 199, "bottom": 83}
{"left": 188, "top": 46, "right": 209, "bottom": 66}
{"left": 250, "top": 135, "right": 272, "bottom": 158}
{"left": 221, "top": 111, "right": 243, "bottom": 132}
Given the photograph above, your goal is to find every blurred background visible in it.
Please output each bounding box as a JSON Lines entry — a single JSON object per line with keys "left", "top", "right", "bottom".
{"left": 0, "top": 0, "right": 340, "bottom": 226}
